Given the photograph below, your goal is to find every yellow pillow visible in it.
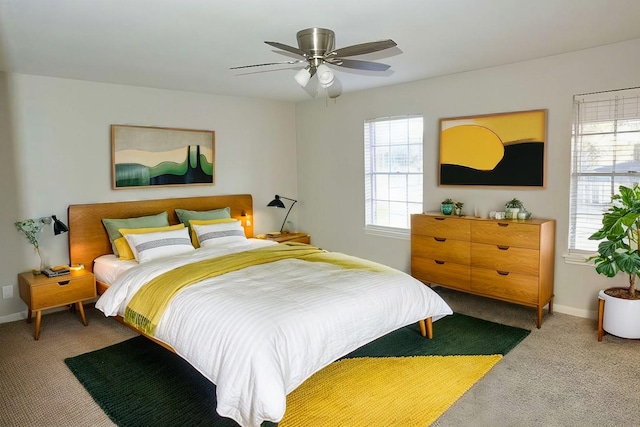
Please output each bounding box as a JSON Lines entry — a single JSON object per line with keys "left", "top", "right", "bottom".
{"left": 115, "top": 224, "right": 186, "bottom": 260}
{"left": 189, "top": 218, "right": 239, "bottom": 248}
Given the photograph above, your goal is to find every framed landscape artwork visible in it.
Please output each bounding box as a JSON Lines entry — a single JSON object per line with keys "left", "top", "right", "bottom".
{"left": 112, "top": 125, "right": 215, "bottom": 189}
{"left": 439, "top": 109, "right": 547, "bottom": 187}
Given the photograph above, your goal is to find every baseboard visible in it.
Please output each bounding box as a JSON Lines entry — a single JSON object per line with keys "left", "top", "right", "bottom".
{"left": 553, "top": 304, "right": 597, "bottom": 320}
{"left": 0, "top": 311, "right": 27, "bottom": 324}
{"left": 0, "top": 306, "right": 70, "bottom": 325}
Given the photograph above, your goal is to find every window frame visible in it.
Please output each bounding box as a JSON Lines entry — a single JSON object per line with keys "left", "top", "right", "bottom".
{"left": 568, "top": 87, "right": 640, "bottom": 258}
{"left": 364, "top": 115, "right": 424, "bottom": 237}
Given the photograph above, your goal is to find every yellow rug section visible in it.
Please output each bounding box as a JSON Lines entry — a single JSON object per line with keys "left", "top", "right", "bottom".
{"left": 279, "top": 355, "right": 502, "bottom": 427}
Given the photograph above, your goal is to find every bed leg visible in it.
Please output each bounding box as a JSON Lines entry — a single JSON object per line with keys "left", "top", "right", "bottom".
{"left": 418, "top": 317, "right": 433, "bottom": 339}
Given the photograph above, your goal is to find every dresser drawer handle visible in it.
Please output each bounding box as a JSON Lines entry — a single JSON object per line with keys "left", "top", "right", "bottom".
{"left": 434, "top": 237, "right": 447, "bottom": 242}
{"left": 435, "top": 260, "right": 445, "bottom": 265}
{"left": 58, "top": 280, "right": 70, "bottom": 286}
{"left": 435, "top": 217, "right": 446, "bottom": 221}
{"left": 496, "top": 270, "right": 509, "bottom": 276}
{"left": 497, "top": 223, "right": 510, "bottom": 227}
{"left": 497, "top": 245, "right": 510, "bottom": 250}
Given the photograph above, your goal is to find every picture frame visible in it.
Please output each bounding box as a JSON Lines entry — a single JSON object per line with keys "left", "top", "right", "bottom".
{"left": 439, "top": 109, "right": 547, "bottom": 187}
{"left": 111, "top": 125, "right": 215, "bottom": 189}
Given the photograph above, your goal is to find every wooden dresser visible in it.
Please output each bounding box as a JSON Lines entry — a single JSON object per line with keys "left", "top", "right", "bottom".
{"left": 411, "top": 213, "right": 555, "bottom": 328}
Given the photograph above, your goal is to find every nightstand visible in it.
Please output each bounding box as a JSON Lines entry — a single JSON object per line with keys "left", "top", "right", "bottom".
{"left": 18, "top": 270, "right": 96, "bottom": 340}
{"left": 257, "top": 232, "right": 311, "bottom": 244}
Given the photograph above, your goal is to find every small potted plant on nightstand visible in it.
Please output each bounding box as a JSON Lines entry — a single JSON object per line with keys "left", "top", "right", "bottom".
{"left": 441, "top": 198, "right": 454, "bottom": 215}
{"left": 505, "top": 198, "right": 524, "bottom": 219}
{"left": 589, "top": 184, "right": 640, "bottom": 340}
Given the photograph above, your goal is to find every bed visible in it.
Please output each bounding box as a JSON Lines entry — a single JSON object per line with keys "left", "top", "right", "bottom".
{"left": 68, "top": 194, "right": 452, "bottom": 427}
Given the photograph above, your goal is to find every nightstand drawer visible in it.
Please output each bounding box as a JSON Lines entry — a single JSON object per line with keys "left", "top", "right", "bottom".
{"left": 20, "top": 273, "right": 96, "bottom": 311}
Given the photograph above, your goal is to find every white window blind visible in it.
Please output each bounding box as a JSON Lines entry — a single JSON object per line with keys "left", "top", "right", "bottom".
{"left": 569, "top": 87, "right": 640, "bottom": 252}
{"left": 364, "top": 115, "right": 423, "bottom": 230}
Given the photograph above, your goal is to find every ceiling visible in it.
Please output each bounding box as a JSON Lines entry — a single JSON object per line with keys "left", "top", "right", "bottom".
{"left": 1, "top": 0, "right": 640, "bottom": 103}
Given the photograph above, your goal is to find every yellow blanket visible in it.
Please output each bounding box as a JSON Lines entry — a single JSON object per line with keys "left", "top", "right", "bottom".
{"left": 124, "top": 243, "right": 392, "bottom": 336}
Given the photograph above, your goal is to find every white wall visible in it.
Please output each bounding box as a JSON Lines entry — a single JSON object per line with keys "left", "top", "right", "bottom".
{"left": 296, "top": 38, "right": 640, "bottom": 319}
{"left": 1, "top": 74, "right": 297, "bottom": 320}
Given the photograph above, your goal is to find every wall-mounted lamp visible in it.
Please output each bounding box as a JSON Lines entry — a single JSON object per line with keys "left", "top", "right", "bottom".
{"left": 240, "top": 211, "right": 252, "bottom": 227}
{"left": 267, "top": 195, "right": 298, "bottom": 233}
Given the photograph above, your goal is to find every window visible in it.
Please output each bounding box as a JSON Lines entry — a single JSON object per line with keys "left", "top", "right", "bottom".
{"left": 364, "top": 116, "right": 423, "bottom": 232}
{"left": 569, "top": 87, "right": 640, "bottom": 253}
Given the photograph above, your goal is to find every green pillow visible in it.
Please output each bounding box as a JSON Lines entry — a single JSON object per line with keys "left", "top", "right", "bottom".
{"left": 102, "top": 212, "right": 169, "bottom": 257}
{"left": 175, "top": 207, "right": 231, "bottom": 231}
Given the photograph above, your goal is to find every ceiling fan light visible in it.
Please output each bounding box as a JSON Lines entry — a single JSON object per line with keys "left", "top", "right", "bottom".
{"left": 294, "top": 67, "right": 311, "bottom": 87}
{"left": 316, "top": 64, "right": 334, "bottom": 88}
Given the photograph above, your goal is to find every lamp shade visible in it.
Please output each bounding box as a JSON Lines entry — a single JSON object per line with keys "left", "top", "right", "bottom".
{"left": 294, "top": 67, "right": 311, "bottom": 87}
{"left": 267, "top": 195, "right": 286, "bottom": 209}
{"left": 52, "top": 215, "right": 68, "bottom": 235}
{"left": 316, "top": 63, "right": 334, "bottom": 88}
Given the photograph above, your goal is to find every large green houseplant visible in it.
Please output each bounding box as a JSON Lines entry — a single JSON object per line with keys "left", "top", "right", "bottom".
{"left": 589, "top": 184, "right": 640, "bottom": 298}
{"left": 589, "top": 183, "right": 640, "bottom": 339}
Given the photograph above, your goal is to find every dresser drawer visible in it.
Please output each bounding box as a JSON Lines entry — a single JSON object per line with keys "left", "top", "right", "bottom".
{"left": 29, "top": 275, "right": 96, "bottom": 310}
{"left": 411, "top": 215, "right": 470, "bottom": 240}
{"left": 471, "top": 267, "right": 538, "bottom": 304}
{"left": 412, "top": 235, "right": 470, "bottom": 264}
{"left": 471, "top": 221, "right": 540, "bottom": 249}
{"left": 412, "top": 259, "right": 470, "bottom": 291}
{"left": 471, "top": 242, "right": 540, "bottom": 276}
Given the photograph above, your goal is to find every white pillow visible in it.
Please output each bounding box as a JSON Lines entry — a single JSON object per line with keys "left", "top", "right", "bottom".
{"left": 124, "top": 227, "right": 194, "bottom": 263}
{"left": 193, "top": 220, "right": 248, "bottom": 248}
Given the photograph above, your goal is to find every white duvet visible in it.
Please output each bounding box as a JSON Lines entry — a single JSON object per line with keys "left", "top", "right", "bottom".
{"left": 96, "top": 240, "right": 452, "bottom": 427}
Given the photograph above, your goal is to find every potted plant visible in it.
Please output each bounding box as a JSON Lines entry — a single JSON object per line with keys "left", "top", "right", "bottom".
{"left": 505, "top": 198, "right": 524, "bottom": 219}
{"left": 15, "top": 218, "right": 45, "bottom": 274}
{"left": 589, "top": 183, "right": 640, "bottom": 339}
{"left": 454, "top": 201, "right": 464, "bottom": 216}
{"left": 441, "top": 198, "right": 454, "bottom": 215}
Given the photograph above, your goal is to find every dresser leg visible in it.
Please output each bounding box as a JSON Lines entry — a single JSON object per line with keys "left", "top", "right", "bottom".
{"left": 76, "top": 301, "right": 88, "bottom": 326}
{"left": 34, "top": 310, "right": 41, "bottom": 340}
{"left": 26, "top": 308, "right": 32, "bottom": 323}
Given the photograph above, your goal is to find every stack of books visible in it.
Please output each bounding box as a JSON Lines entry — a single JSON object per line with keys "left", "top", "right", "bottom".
{"left": 42, "top": 266, "right": 70, "bottom": 277}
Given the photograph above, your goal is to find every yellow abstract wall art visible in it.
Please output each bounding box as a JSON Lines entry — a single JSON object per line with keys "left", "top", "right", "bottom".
{"left": 439, "top": 109, "right": 547, "bottom": 187}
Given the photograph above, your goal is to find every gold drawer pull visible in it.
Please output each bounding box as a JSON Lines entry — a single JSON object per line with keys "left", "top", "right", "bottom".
{"left": 435, "top": 260, "right": 445, "bottom": 265}
{"left": 497, "top": 223, "right": 510, "bottom": 227}
{"left": 497, "top": 270, "right": 510, "bottom": 276}
{"left": 434, "top": 237, "right": 447, "bottom": 242}
{"left": 497, "top": 245, "right": 510, "bottom": 250}
{"left": 58, "top": 280, "right": 70, "bottom": 286}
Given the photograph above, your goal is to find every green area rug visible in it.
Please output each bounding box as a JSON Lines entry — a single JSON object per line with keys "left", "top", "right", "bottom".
{"left": 65, "top": 313, "right": 529, "bottom": 427}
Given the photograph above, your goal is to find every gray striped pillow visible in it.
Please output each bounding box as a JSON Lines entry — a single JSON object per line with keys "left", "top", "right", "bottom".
{"left": 193, "top": 220, "right": 248, "bottom": 248}
{"left": 124, "top": 227, "right": 194, "bottom": 263}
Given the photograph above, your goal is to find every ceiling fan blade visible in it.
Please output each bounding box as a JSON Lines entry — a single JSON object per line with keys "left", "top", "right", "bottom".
{"left": 330, "top": 39, "right": 397, "bottom": 58}
{"left": 230, "top": 60, "right": 304, "bottom": 70}
{"left": 264, "top": 41, "right": 307, "bottom": 57}
{"left": 329, "top": 58, "right": 391, "bottom": 71}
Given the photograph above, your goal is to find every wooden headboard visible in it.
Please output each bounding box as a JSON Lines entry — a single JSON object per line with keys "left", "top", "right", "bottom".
{"left": 68, "top": 194, "right": 253, "bottom": 272}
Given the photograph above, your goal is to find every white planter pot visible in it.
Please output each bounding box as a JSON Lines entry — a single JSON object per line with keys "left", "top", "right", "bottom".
{"left": 506, "top": 208, "right": 520, "bottom": 219}
{"left": 599, "top": 289, "right": 640, "bottom": 339}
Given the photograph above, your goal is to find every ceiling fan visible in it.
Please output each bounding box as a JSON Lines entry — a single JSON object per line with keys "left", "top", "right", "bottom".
{"left": 230, "top": 28, "right": 397, "bottom": 89}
